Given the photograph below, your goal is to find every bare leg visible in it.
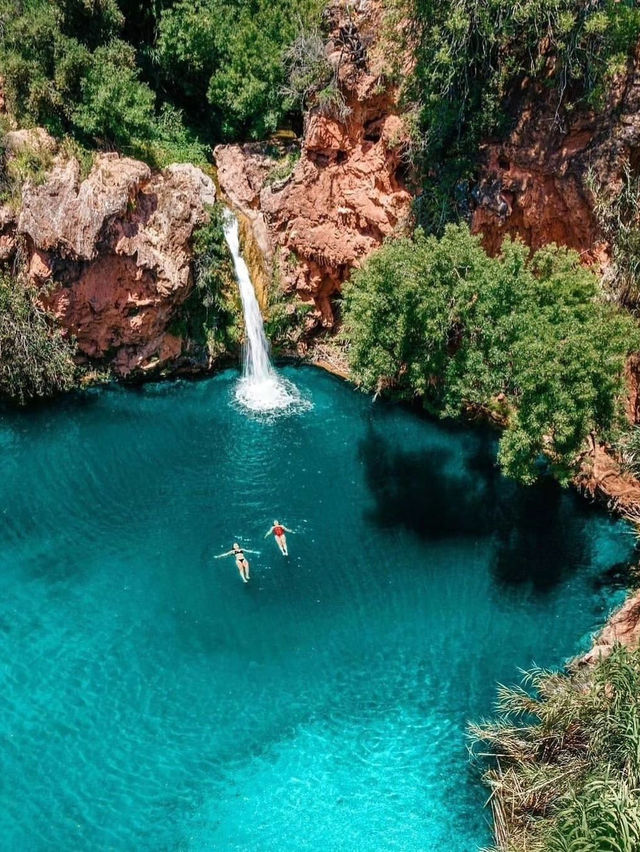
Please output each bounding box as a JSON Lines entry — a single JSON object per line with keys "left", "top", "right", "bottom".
{"left": 277, "top": 534, "right": 288, "bottom": 556}
{"left": 237, "top": 558, "right": 249, "bottom": 582}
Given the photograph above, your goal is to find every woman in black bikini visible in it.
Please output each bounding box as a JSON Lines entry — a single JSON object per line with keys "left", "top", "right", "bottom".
{"left": 215, "top": 542, "right": 256, "bottom": 583}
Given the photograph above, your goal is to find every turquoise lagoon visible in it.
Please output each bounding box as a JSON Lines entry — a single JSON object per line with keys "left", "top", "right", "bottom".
{"left": 0, "top": 366, "right": 634, "bottom": 850}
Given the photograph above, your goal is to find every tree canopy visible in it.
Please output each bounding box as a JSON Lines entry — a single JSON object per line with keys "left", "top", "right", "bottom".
{"left": 0, "top": 0, "right": 323, "bottom": 157}
{"left": 342, "top": 225, "right": 640, "bottom": 484}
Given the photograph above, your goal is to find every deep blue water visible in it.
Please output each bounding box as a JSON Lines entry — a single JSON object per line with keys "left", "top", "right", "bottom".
{"left": 0, "top": 366, "right": 634, "bottom": 850}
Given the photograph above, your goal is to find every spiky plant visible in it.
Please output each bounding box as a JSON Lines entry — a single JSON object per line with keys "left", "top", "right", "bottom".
{"left": 470, "top": 648, "right": 640, "bottom": 851}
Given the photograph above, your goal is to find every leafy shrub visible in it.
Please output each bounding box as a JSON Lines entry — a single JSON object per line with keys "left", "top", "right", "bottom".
{"left": 404, "top": 0, "right": 640, "bottom": 230}
{"left": 0, "top": 272, "right": 77, "bottom": 404}
{"left": 470, "top": 647, "right": 640, "bottom": 852}
{"left": 155, "top": 0, "right": 325, "bottom": 141}
{"left": 0, "top": 139, "right": 53, "bottom": 206}
{"left": 342, "top": 225, "right": 640, "bottom": 484}
{"left": 170, "top": 204, "right": 242, "bottom": 360}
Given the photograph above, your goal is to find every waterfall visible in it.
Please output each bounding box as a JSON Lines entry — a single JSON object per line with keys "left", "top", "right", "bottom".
{"left": 222, "top": 210, "right": 305, "bottom": 414}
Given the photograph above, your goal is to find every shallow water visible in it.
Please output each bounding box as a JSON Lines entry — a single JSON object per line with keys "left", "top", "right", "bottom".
{"left": 0, "top": 366, "right": 634, "bottom": 850}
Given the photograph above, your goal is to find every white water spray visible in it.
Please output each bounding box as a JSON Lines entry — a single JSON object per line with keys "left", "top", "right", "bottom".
{"left": 222, "top": 211, "right": 306, "bottom": 414}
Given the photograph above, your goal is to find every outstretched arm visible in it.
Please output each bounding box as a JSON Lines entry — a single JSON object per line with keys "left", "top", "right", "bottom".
{"left": 215, "top": 551, "right": 233, "bottom": 559}
{"left": 243, "top": 548, "right": 260, "bottom": 554}
{"left": 264, "top": 527, "right": 274, "bottom": 538}
{"left": 283, "top": 526, "right": 295, "bottom": 533}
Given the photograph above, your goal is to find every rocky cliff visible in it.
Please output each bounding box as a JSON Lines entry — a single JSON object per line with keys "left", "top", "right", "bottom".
{"left": 2, "top": 134, "right": 217, "bottom": 377}
{"left": 215, "top": 0, "right": 412, "bottom": 332}
{"left": 471, "top": 45, "right": 640, "bottom": 264}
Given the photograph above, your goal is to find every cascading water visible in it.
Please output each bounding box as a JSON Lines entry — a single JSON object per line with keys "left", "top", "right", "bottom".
{"left": 222, "top": 210, "right": 307, "bottom": 414}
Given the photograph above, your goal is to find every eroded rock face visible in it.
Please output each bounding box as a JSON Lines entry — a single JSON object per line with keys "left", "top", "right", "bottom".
{"left": 471, "top": 45, "right": 640, "bottom": 262}
{"left": 18, "top": 154, "right": 216, "bottom": 376}
{"left": 215, "top": 0, "right": 412, "bottom": 328}
{"left": 581, "top": 590, "right": 640, "bottom": 664}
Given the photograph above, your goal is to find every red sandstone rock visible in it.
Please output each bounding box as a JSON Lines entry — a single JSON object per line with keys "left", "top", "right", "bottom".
{"left": 18, "top": 154, "right": 216, "bottom": 375}
{"left": 471, "top": 45, "right": 640, "bottom": 264}
{"left": 0, "top": 204, "right": 16, "bottom": 262}
{"left": 578, "top": 436, "right": 640, "bottom": 515}
{"left": 581, "top": 590, "right": 640, "bottom": 664}
{"left": 215, "top": 0, "right": 412, "bottom": 327}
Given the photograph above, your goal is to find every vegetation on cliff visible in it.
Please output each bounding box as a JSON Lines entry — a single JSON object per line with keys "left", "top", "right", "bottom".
{"left": 154, "top": 0, "right": 324, "bottom": 140}
{"left": 404, "top": 0, "right": 640, "bottom": 229}
{"left": 343, "top": 226, "right": 640, "bottom": 484}
{"left": 471, "top": 647, "right": 640, "bottom": 851}
{"left": 0, "top": 0, "right": 323, "bottom": 160}
{"left": 169, "top": 204, "right": 242, "bottom": 363}
{"left": 0, "top": 272, "right": 76, "bottom": 404}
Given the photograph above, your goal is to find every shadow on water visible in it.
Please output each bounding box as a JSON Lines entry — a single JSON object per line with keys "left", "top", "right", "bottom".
{"left": 359, "top": 420, "right": 599, "bottom": 593}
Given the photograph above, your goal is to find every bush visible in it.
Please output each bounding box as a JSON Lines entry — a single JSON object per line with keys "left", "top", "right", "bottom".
{"left": 0, "top": 273, "right": 77, "bottom": 404}
{"left": 155, "top": 0, "right": 325, "bottom": 140}
{"left": 405, "top": 0, "right": 640, "bottom": 230}
{"left": 169, "top": 205, "right": 242, "bottom": 360}
{"left": 72, "top": 40, "right": 155, "bottom": 147}
{"left": 470, "top": 647, "right": 640, "bottom": 852}
{"left": 342, "top": 225, "right": 640, "bottom": 484}
{"left": 281, "top": 29, "right": 335, "bottom": 113}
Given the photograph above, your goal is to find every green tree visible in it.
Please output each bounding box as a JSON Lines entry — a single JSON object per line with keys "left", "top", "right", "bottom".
{"left": 155, "top": 0, "right": 324, "bottom": 140}
{"left": 0, "top": 273, "right": 77, "bottom": 404}
{"left": 343, "top": 225, "right": 640, "bottom": 484}
{"left": 73, "top": 41, "right": 155, "bottom": 146}
{"left": 0, "top": 0, "right": 206, "bottom": 163}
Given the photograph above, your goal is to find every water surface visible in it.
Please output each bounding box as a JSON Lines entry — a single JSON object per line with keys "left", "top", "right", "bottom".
{"left": 0, "top": 367, "right": 634, "bottom": 850}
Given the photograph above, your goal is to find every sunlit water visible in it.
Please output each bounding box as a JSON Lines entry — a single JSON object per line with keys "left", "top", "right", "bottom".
{"left": 222, "top": 213, "right": 305, "bottom": 415}
{"left": 0, "top": 366, "right": 635, "bottom": 850}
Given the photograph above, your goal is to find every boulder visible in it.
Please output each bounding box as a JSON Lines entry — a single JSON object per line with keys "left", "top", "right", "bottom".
{"left": 18, "top": 153, "right": 216, "bottom": 375}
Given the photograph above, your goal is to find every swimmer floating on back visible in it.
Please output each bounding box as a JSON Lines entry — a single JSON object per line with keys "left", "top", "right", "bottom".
{"left": 265, "top": 520, "right": 294, "bottom": 556}
{"left": 215, "top": 542, "right": 257, "bottom": 583}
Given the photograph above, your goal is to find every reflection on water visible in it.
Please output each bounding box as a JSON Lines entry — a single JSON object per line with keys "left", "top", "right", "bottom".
{"left": 359, "top": 422, "right": 597, "bottom": 592}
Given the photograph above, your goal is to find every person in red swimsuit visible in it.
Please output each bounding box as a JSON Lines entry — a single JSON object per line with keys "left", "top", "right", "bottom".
{"left": 265, "top": 520, "right": 294, "bottom": 556}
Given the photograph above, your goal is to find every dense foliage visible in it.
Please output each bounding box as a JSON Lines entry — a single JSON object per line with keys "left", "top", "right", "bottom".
{"left": 406, "top": 0, "right": 640, "bottom": 230}
{"left": 342, "top": 225, "right": 639, "bottom": 484}
{"left": 169, "top": 205, "right": 242, "bottom": 362}
{"left": 0, "top": 273, "right": 76, "bottom": 404}
{"left": 0, "top": 0, "right": 323, "bottom": 158}
{"left": 0, "top": 0, "right": 205, "bottom": 164}
{"left": 470, "top": 647, "right": 640, "bottom": 852}
{"left": 155, "top": 0, "right": 324, "bottom": 140}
